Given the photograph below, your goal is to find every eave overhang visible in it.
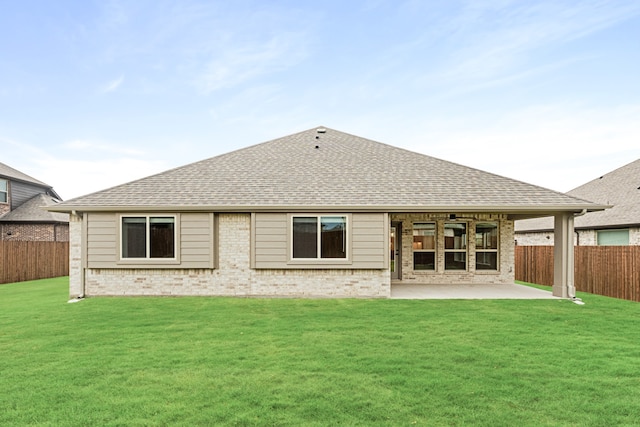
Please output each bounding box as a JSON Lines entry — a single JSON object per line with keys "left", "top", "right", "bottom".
{"left": 46, "top": 203, "right": 610, "bottom": 220}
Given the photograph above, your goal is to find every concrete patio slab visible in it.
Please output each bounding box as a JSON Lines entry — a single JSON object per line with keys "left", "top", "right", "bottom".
{"left": 390, "top": 283, "right": 559, "bottom": 300}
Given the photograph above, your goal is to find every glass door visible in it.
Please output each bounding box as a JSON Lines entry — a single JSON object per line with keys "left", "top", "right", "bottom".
{"left": 390, "top": 223, "right": 401, "bottom": 280}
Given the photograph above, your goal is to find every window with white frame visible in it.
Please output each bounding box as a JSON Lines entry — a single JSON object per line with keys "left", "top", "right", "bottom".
{"left": 121, "top": 216, "right": 176, "bottom": 259}
{"left": 0, "top": 179, "right": 7, "bottom": 203}
{"left": 475, "top": 222, "right": 498, "bottom": 270}
{"left": 292, "top": 215, "right": 347, "bottom": 259}
{"left": 413, "top": 223, "right": 436, "bottom": 270}
{"left": 444, "top": 222, "right": 467, "bottom": 270}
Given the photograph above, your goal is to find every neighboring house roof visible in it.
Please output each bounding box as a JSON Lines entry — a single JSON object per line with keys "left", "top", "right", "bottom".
{"left": 0, "top": 194, "right": 69, "bottom": 223}
{"left": 516, "top": 159, "right": 640, "bottom": 232}
{"left": 0, "top": 162, "right": 48, "bottom": 187}
{"left": 0, "top": 161, "right": 61, "bottom": 199}
{"left": 49, "top": 126, "right": 605, "bottom": 217}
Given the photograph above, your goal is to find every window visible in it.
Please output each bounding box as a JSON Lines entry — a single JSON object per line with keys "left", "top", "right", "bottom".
{"left": 445, "top": 223, "right": 467, "bottom": 270}
{"left": 0, "top": 179, "right": 7, "bottom": 203}
{"left": 122, "top": 216, "right": 176, "bottom": 259}
{"left": 476, "top": 222, "right": 498, "bottom": 270}
{"left": 597, "top": 229, "right": 629, "bottom": 246}
{"left": 292, "top": 215, "right": 347, "bottom": 259}
{"left": 413, "top": 223, "right": 436, "bottom": 270}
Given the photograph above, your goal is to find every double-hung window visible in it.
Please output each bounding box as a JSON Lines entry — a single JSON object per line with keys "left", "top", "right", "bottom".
{"left": 122, "top": 216, "right": 176, "bottom": 259}
{"left": 0, "top": 179, "right": 7, "bottom": 203}
{"left": 413, "top": 223, "right": 436, "bottom": 270}
{"left": 444, "top": 223, "right": 467, "bottom": 270}
{"left": 475, "top": 222, "right": 498, "bottom": 270}
{"left": 292, "top": 215, "right": 347, "bottom": 260}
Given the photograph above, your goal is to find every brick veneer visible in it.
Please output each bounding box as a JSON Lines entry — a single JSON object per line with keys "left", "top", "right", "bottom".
{"left": 0, "top": 223, "right": 69, "bottom": 241}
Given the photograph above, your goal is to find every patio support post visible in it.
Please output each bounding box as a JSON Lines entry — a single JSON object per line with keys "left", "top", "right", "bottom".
{"left": 553, "top": 213, "right": 575, "bottom": 298}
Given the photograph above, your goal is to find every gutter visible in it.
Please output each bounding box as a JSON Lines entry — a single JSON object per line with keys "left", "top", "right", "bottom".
{"left": 44, "top": 203, "right": 611, "bottom": 214}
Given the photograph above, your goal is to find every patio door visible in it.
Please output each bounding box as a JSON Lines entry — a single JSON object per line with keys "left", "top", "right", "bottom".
{"left": 391, "top": 222, "right": 402, "bottom": 280}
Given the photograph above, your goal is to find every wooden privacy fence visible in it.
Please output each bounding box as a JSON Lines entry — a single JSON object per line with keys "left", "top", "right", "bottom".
{"left": 515, "top": 245, "right": 640, "bottom": 302}
{"left": 0, "top": 241, "right": 69, "bottom": 285}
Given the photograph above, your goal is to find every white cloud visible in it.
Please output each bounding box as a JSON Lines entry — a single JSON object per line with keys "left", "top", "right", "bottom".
{"left": 197, "top": 34, "right": 308, "bottom": 93}
{"left": 434, "top": 0, "right": 640, "bottom": 85}
{"left": 34, "top": 157, "right": 166, "bottom": 200}
{"left": 100, "top": 74, "right": 124, "bottom": 93}
{"left": 404, "top": 103, "right": 640, "bottom": 191}
{"left": 62, "top": 139, "right": 144, "bottom": 156}
{"left": 1, "top": 137, "right": 166, "bottom": 199}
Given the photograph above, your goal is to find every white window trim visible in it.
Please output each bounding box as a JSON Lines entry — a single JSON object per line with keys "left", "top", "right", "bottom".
{"left": 118, "top": 214, "right": 180, "bottom": 264}
{"left": 288, "top": 214, "right": 352, "bottom": 264}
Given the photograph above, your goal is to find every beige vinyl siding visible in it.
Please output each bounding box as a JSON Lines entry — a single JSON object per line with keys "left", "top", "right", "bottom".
{"left": 86, "top": 212, "right": 215, "bottom": 269}
{"left": 86, "top": 212, "right": 117, "bottom": 267}
{"left": 251, "top": 213, "right": 288, "bottom": 268}
{"left": 352, "top": 213, "right": 388, "bottom": 268}
{"left": 178, "top": 213, "right": 216, "bottom": 268}
{"left": 252, "top": 212, "right": 387, "bottom": 269}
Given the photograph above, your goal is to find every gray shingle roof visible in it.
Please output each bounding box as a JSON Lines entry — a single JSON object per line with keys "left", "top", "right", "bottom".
{"left": 516, "top": 159, "right": 640, "bottom": 231}
{"left": 0, "top": 194, "right": 69, "bottom": 223}
{"left": 52, "top": 127, "right": 604, "bottom": 214}
{"left": 0, "top": 162, "right": 50, "bottom": 187}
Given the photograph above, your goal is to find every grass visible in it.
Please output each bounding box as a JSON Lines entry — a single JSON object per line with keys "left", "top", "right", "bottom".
{"left": 1, "top": 278, "right": 640, "bottom": 426}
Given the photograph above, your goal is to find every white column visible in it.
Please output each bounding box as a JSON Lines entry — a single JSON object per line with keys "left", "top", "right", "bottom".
{"left": 68, "top": 213, "right": 84, "bottom": 298}
{"left": 553, "top": 213, "right": 575, "bottom": 298}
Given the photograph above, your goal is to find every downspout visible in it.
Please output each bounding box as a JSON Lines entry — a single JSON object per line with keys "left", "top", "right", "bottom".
{"left": 573, "top": 209, "right": 587, "bottom": 247}
{"left": 574, "top": 209, "right": 588, "bottom": 218}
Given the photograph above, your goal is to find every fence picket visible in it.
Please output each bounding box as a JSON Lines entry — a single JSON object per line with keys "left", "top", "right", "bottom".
{"left": 516, "top": 245, "right": 640, "bottom": 302}
{"left": 0, "top": 242, "right": 69, "bottom": 284}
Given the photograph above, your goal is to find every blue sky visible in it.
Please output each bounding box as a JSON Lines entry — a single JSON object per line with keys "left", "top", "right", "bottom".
{"left": 2, "top": 0, "right": 639, "bottom": 199}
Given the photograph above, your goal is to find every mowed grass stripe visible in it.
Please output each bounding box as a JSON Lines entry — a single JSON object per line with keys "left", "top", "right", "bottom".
{"left": 1, "top": 277, "right": 639, "bottom": 426}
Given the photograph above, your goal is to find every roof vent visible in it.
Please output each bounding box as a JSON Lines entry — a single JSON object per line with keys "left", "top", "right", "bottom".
{"left": 316, "top": 128, "right": 326, "bottom": 133}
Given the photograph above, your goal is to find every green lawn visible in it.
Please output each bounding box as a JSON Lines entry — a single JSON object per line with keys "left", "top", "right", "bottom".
{"left": 1, "top": 278, "right": 640, "bottom": 426}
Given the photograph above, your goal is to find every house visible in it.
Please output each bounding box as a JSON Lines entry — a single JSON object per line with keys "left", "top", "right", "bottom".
{"left": 48, "top": 127, "right": 606, "bottom": 299}
{"left": 515, "top": 159, "right": 640, "bottom": 246}
{"left": 0, "top": 162, "right": 69, "bottom": 241}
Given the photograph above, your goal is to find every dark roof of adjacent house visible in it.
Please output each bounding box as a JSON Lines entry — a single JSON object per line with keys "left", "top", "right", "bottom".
{"left": 516, "top": 158, "right": 640, "bottom": 232}
{"left": 0, "top": 194, "right": 69, "bottom": 223}
{"left": 50, "top": 126, "right": 606, "bottom": 217}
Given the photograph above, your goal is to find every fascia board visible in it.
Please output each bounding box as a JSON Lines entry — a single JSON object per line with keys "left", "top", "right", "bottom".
{"left": 45, "top": 203, "right": 611, "bottom": 214}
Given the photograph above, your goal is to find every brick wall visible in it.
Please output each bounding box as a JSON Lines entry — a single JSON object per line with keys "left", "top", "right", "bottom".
{"left": 0, "top": 223, "right": 69, "bottom": 241}
{"left": 74, "top": 213, "right": 390, "bottom": 298}
{"left": 390, "top": 213, "right": 515, "bottom": 285}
